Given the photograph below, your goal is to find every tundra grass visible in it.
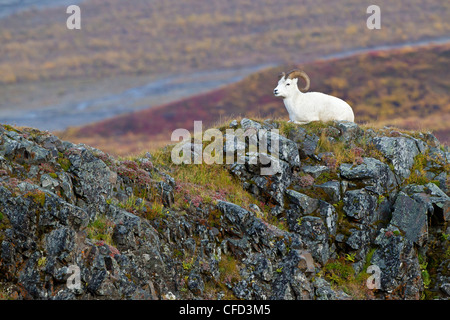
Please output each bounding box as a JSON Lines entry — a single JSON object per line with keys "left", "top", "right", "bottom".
{"left": 145, "top": 145, "right": 266, "bottom": 214}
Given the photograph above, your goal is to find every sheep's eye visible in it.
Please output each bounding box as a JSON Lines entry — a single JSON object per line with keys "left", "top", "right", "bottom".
{"left": 286, "top": 83, "right": 290, "bottom": 86}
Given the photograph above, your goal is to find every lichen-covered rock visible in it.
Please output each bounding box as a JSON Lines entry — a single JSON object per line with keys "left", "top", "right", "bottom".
{"left": 286, "top": 127, "right": 320, "bottom": 160}
{"left": 0, "top": 121, "right": 448, "bottom": 301}
{"left": 340, "top": 157, "right": 398, "bottom": 194}
{"left": 335, "top": 121, "right": 363, "bottom": 143}
{"left": 315, "top": 180, "right": 341, "bottom": 203}
{"left": 343, "top": 189, "right": 378, "bottom": 223}
{"left": 295, "top": 216, "right": 330, "bottom": 265}
{"left": 371, "top": 136, "right": 420, "bottom": 180}
{"left": 270, "top": 249, "right": 314, "bottom": 300}
{"left": 313, "top": 277, "right": 351, "bottom": 300}
{"left": 318, "top": 201, "right": 338, "bottom": 237}
{"left": 240, "top": 118, "right": 262, "bottom": 131}
{"left": 390, "top": 192, "right": 428, "bottom": 246}
{"left": 230, "top": 153, "right": 292, "bottom": 206}
{"left": 371, "top": 225, "right": 423, "bottom": 299}
{"left": 302, "top": 165, "right": 329, "bottom": 178}
{"left": 286, "top": 189, "right": 319, "bottom": 215}
{"left": 403, "top": 183, "right": 450, "bottom": 224}
{"left": 66, "top": 145, "right": 117, "bottom": 216}
{"left": 264, "top": 130, "right": 300, "bottom": 168}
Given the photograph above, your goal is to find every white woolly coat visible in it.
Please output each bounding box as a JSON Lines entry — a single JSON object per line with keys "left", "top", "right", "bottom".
{"left": 274, "top": 77, "right": 354, "bottom": 124}
{"left": 283, "top": 90, "right": 354, "bottom": 124}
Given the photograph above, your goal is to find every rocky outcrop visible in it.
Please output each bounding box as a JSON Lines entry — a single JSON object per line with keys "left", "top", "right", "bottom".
{"left": 0, "top": 119, "right": 448, "bottom": 300}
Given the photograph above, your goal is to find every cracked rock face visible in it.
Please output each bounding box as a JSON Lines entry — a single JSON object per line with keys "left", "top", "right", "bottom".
{"left": 340, "top": 157, "right": 398, "bottom": 194}
{"left": 0, "top": 120, "right": 449, "bottom": 300}
{"left": 371, "top": 136, "right": 420, "bottom": 180}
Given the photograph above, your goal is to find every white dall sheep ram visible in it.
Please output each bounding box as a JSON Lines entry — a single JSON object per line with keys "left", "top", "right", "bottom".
{"left": 274, "top": 69, "right": 354, "bottom": 124}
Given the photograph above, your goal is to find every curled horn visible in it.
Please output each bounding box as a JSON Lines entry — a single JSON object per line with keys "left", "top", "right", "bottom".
{"left": 286, "top": 69, "right": 310, "bottom": 92}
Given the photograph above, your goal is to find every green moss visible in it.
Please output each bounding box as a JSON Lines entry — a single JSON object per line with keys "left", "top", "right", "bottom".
{"left": 364, "top": 248, "right": 376, "bottom": 270}
{"left": 335, "top": 210, "right": 354, "bottom": 237}
{"left": 404, "top": 153, "right": 431, "bottom": 185}
{"left": 173, "top": 249, "right": 183, "bottom": 258}
{"left": 0, "top": 212, "right": 11, "bottom": 242}
{"left": 37, "top": 256, "right": 47, "bottom": 268}
{"left": 315, "top": 171, "right": 338, "bottom": 185}
{"left": 182, "top": 258, "right": 194, "bottom": 271}
{"left": 24, "top": 189, "right": 46, "bottom": 207}
{"left": 322, "top": 259, "right": 355, "bottom": 287}
{"left": 49, "top": 172, "right": 58, "bottom": 179}
{"left": 86, "top": 215, "right": 115, "bottom": 245}
{"left": 218, "top": 254, "right": 241, "bottom": 284}
{"left": 278, "top": 121, "right": 297, "bottom": 137}
{"left": 142, "top": 201, "right": 166, "bottom": 220}
{"left": 319, "top": 256, "right": 374, "bottom": 299}
{"left": 0, "top": 283, "right": 16, "bottom": 300}
{"left": 207, "top": 208, "right": 222, "bottom": 228}
{"left": 3, "top": 124, "right": 18, "bottom": 132}
{"left": 377, "top": 194, "right": 386, "bottom": 205}
{"left": 430, "top": 180, "right": 441, "bottom": 188}
{"left": 117, "top": 194, "right": 146, "bottom": 213}
{"left": 418, "top": 254, "right": 431, "bottom": 290}
{"left": 268, "top": 215, "right": 289, "bottom": 231}
{"left": 300, "top": 187, "right": 328, "bottom": 204}
{"left": 420, "top": 233, "right": 450, "bottom": 299}
{"left": 334, "top": 199, "right": 353, "bottom": 233}
{"left": 57, "top": 153, "right": 71, "bottom": 172}
{"left": 445, "top": 247, "right": 450, "bottom": 259}
{"left": 303, "top": 121, "right": 334, "bottom": 135}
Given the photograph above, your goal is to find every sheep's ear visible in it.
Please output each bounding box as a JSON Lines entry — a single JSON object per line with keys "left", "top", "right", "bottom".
{"left": 293, "top": 78, "right": 299, "bottom": 84}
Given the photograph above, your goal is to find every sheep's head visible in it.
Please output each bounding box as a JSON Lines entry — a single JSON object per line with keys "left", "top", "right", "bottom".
{"left": 273, "top": 69, "right": 310, "bottom": 98}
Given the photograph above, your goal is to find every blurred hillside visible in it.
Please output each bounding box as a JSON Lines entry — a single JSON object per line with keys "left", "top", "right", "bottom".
{"left": 59, "top": 43, "right": 450, "bottom": 156}
{"left": 1, "top": 0, "right": 449, "bottom": 156}
{"left": 1, "top": 0, "right": 449, "bottom": 85}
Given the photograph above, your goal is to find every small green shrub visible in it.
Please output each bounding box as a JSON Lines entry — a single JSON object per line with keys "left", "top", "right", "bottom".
{"left": 57, "top": 154, "right": 71, "bottom": 172}
{"left": 87, "top": 215, "right": 115, "bottom": 245}
{"left": 118, "top": 194, "right": 146, "bottom": 213}
{"left": 24, "top": 189, "right": 46, "bottom": 207}
{"left": 37, "top": 256, "right": 47, "bottom": 268}
{"left": 49, "top": 172, "right": 58, "bottom": 179}
{"left": 323, "top": 260, "right": 354, "bottom": 286}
